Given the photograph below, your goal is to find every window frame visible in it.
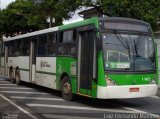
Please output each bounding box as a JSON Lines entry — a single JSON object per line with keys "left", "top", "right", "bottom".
{"left": 37, "top": 32, "right": 58, "bottom": 57}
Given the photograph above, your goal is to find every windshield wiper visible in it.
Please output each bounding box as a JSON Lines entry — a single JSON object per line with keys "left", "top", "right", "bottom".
{"left": 114, "top": 32, "right": 131, "bottom": 58}
{"left": 133, "top": 33, "right": 142, "bottom": 57}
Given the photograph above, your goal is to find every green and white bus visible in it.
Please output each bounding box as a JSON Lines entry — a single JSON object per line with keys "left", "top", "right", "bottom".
{"left": 0, "top": 17, "right": 158, "bottom": 100}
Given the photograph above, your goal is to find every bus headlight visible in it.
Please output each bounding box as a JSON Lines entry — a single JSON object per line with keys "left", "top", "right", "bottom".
{"left": 105, "top": 76, "right": 118, "bottom": 86}
{"left": 149, "top": 79, "right": 156, "bottom": 84}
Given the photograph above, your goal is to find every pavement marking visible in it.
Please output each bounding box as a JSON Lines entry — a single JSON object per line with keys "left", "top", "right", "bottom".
{"left": 0, "top": 94, "right": 38, "bottom": 119}
{"left": 43, "top": 114, "right": 101, "bottom": 119}
{"left": 112, "top": 104, "right": 160, "bottom": 118}
{"left": 0, "top": 87, "right": 32, "bottom": 90}
{"left": 1, "top": 91, "right": 47, "bottom": 94}
{"left": 11, "top": 96, "right": 64, "bottom": 101}
{"left": 27, "top": 103, "right": 133, "bottom": 113}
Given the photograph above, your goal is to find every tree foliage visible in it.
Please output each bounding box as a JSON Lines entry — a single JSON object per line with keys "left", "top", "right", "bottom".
{"left": 0, "top": 10, "right": 4, "bottom": 40}
{"left": 28, "top": 0, "right": 82, "bottom": 26}
{"left": 0, "top": 0, "right": 159, "bottom": 37}
{"left": 0, "top": 0, "right": 40, "bottom": 36}
{"left": 0, "top": 0, "right": 82, "bottom": 36}
{"left": 81, "top": 0, "right": 160, "bottom": 30}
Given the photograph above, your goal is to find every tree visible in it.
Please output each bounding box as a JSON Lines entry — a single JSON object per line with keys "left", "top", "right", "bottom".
{"left": 0, "top": 10, "right": 4, "bottom": 41}
{"left": 29, "top": 0, "right": 82, "bottom": 27}
{"left": 1, "top": 0, "right": 159, "bottom": 37}
{"left": 29, "top": 0, "right": 64, "bottom": 27}
{"left": 81, "top": 0, "right": 160, "bottom": 30}
{"left": 1, "top": 0, "right": 82, "bottom": 36}
{"left": 1, "top": 0, "right": 40, "bottom": 37}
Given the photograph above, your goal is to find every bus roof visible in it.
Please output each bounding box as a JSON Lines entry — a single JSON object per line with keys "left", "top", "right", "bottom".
{"left": 99, "top": 17, "right": 150, "bottom": 26}
{"left": 3, "top": 27, "right": 58, "bottom": 42}
{"left": 3, "top": 17, "right": 150, "bottom": 42}
{"left": 3, "top": 17, "right": 98, "bottom": 42}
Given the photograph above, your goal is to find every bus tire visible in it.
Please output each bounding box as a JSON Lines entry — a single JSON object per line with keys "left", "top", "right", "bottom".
{"left": 15, "top": 69, "right": 21, "bottom": 85}
{"left": 9, "top": 68, "right": 15, "bottom": 83}
{"left": 61, "top": 76, "right": 73, "bottom": 101}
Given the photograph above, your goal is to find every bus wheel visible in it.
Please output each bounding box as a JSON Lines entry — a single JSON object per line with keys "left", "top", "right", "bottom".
{"left": 15, "top": 70, "right": 21, "bottom": 85}
{"left": 9, "top": 69, "right": 15, "bottom": 83}
{"left": 61, "top": 76, "right": 73, "bottom": 101}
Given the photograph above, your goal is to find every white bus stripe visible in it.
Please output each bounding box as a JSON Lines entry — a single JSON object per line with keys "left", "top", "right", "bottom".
{"left": 11, "top": 96, "right": 64, "bottom": 101}
{"left": 27, "top": 103, "right": 133, "bottom": 113}
{"left": 0, "top": 84, "right": 16, "bottom": 85}
{"left": 0, "top": 81, "right": 11, "bottom": 83}
{"left": 43, "top": 114, "right": 100, "bottom": 119}
{"left": 0, "top": 94, "right": 38, "bottom": 119}
{"left": 1, "top": 91, "right": 47, "bottom": 94}
{"left": 0, "top": 87, "right": 32, "bottom": 90}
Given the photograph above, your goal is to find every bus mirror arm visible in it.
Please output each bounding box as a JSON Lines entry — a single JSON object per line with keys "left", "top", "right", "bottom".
{"left": 96, "top": 36, "right": 102, "bottom": 50}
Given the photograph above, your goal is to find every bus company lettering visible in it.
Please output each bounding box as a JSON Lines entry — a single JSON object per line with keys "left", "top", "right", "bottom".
{"left": 40, "top": 61, "right": 51, "bottom": 68}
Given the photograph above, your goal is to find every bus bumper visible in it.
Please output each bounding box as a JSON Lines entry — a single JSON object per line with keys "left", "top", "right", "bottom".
{"left": 97, "top": 84, "right": 158, "bottom": 99}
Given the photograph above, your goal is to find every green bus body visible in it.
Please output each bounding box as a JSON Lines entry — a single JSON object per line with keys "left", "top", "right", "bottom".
{"left": 0, "top": 17, "right": 158, "bottom": 100}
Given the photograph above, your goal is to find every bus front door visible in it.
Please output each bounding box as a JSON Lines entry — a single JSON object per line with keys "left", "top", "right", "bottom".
{"left": 78, "top": 30, "right": 95, "bottom": 96}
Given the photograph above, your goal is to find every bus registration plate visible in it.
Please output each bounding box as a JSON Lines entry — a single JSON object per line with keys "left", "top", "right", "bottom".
{"left": 129, "top": 88, "right": 139, "bottom": 92}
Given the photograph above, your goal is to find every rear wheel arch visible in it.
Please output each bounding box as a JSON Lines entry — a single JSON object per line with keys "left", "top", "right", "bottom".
{"left": 60, "top": 73, "right": 73, "bottom": 101}
{"left": 60, "top": 73, "right": 70, "bottom": 85}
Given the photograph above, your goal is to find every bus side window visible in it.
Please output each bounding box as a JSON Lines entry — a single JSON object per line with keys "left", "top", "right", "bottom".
{"left": 38, "top": 34, "right": 47, "bottom": 56}
{"left": 58, "top": 47, "right": 65, "bottom": 55}
{"left": 8, "top": 41, "right": 16, "bottom": 57}
{"left": 71, "top": 30, "right": 77, "bottom": 56}
{"left": 63, "top": 30, "right": 77, "bottom": 43}
{"left": 73, "top": 30, "right": 77, "bottom": 41}
{"left": 59, "top": 32, "right": 63, "bottom": 43}
{"left": 47, "top": 33, "right": 57, "bottom": 56}
{"left": 63, "top": 30, "right": 73, "bottom": 43}
{"left": 22, "top": 39, "right": 30, "bottom": 56}
{"left": 8, "top": 42, "right": 14, "bottom": 57}
{"left": 48, "top": 33, "right": 57, "bottom": 44}
{"left": 14, "top": 41, "right": 20, "bottom": 56}
{"left": 1, "top": 43, "right": 5, "bottom": 57}
{"left": 57, "top": 30, "right": 77, "bottom": 56}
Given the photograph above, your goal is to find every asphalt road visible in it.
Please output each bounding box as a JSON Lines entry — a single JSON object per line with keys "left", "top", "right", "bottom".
{"left": 0, "top": 77, "right": 160, "bottom": 119}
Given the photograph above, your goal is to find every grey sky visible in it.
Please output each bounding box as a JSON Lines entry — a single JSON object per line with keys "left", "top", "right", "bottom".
{"left": 0, "top": 0, "right": 15, "bottom": 9}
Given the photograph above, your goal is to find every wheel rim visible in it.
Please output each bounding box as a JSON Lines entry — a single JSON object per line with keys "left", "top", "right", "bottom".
{"left": 63, "top": 82, "right": 71, "bottom": 95}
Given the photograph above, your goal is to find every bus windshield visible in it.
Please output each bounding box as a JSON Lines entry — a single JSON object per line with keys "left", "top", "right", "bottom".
{"left": 102, "top": 32, "right": 156, "bottom": 71}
